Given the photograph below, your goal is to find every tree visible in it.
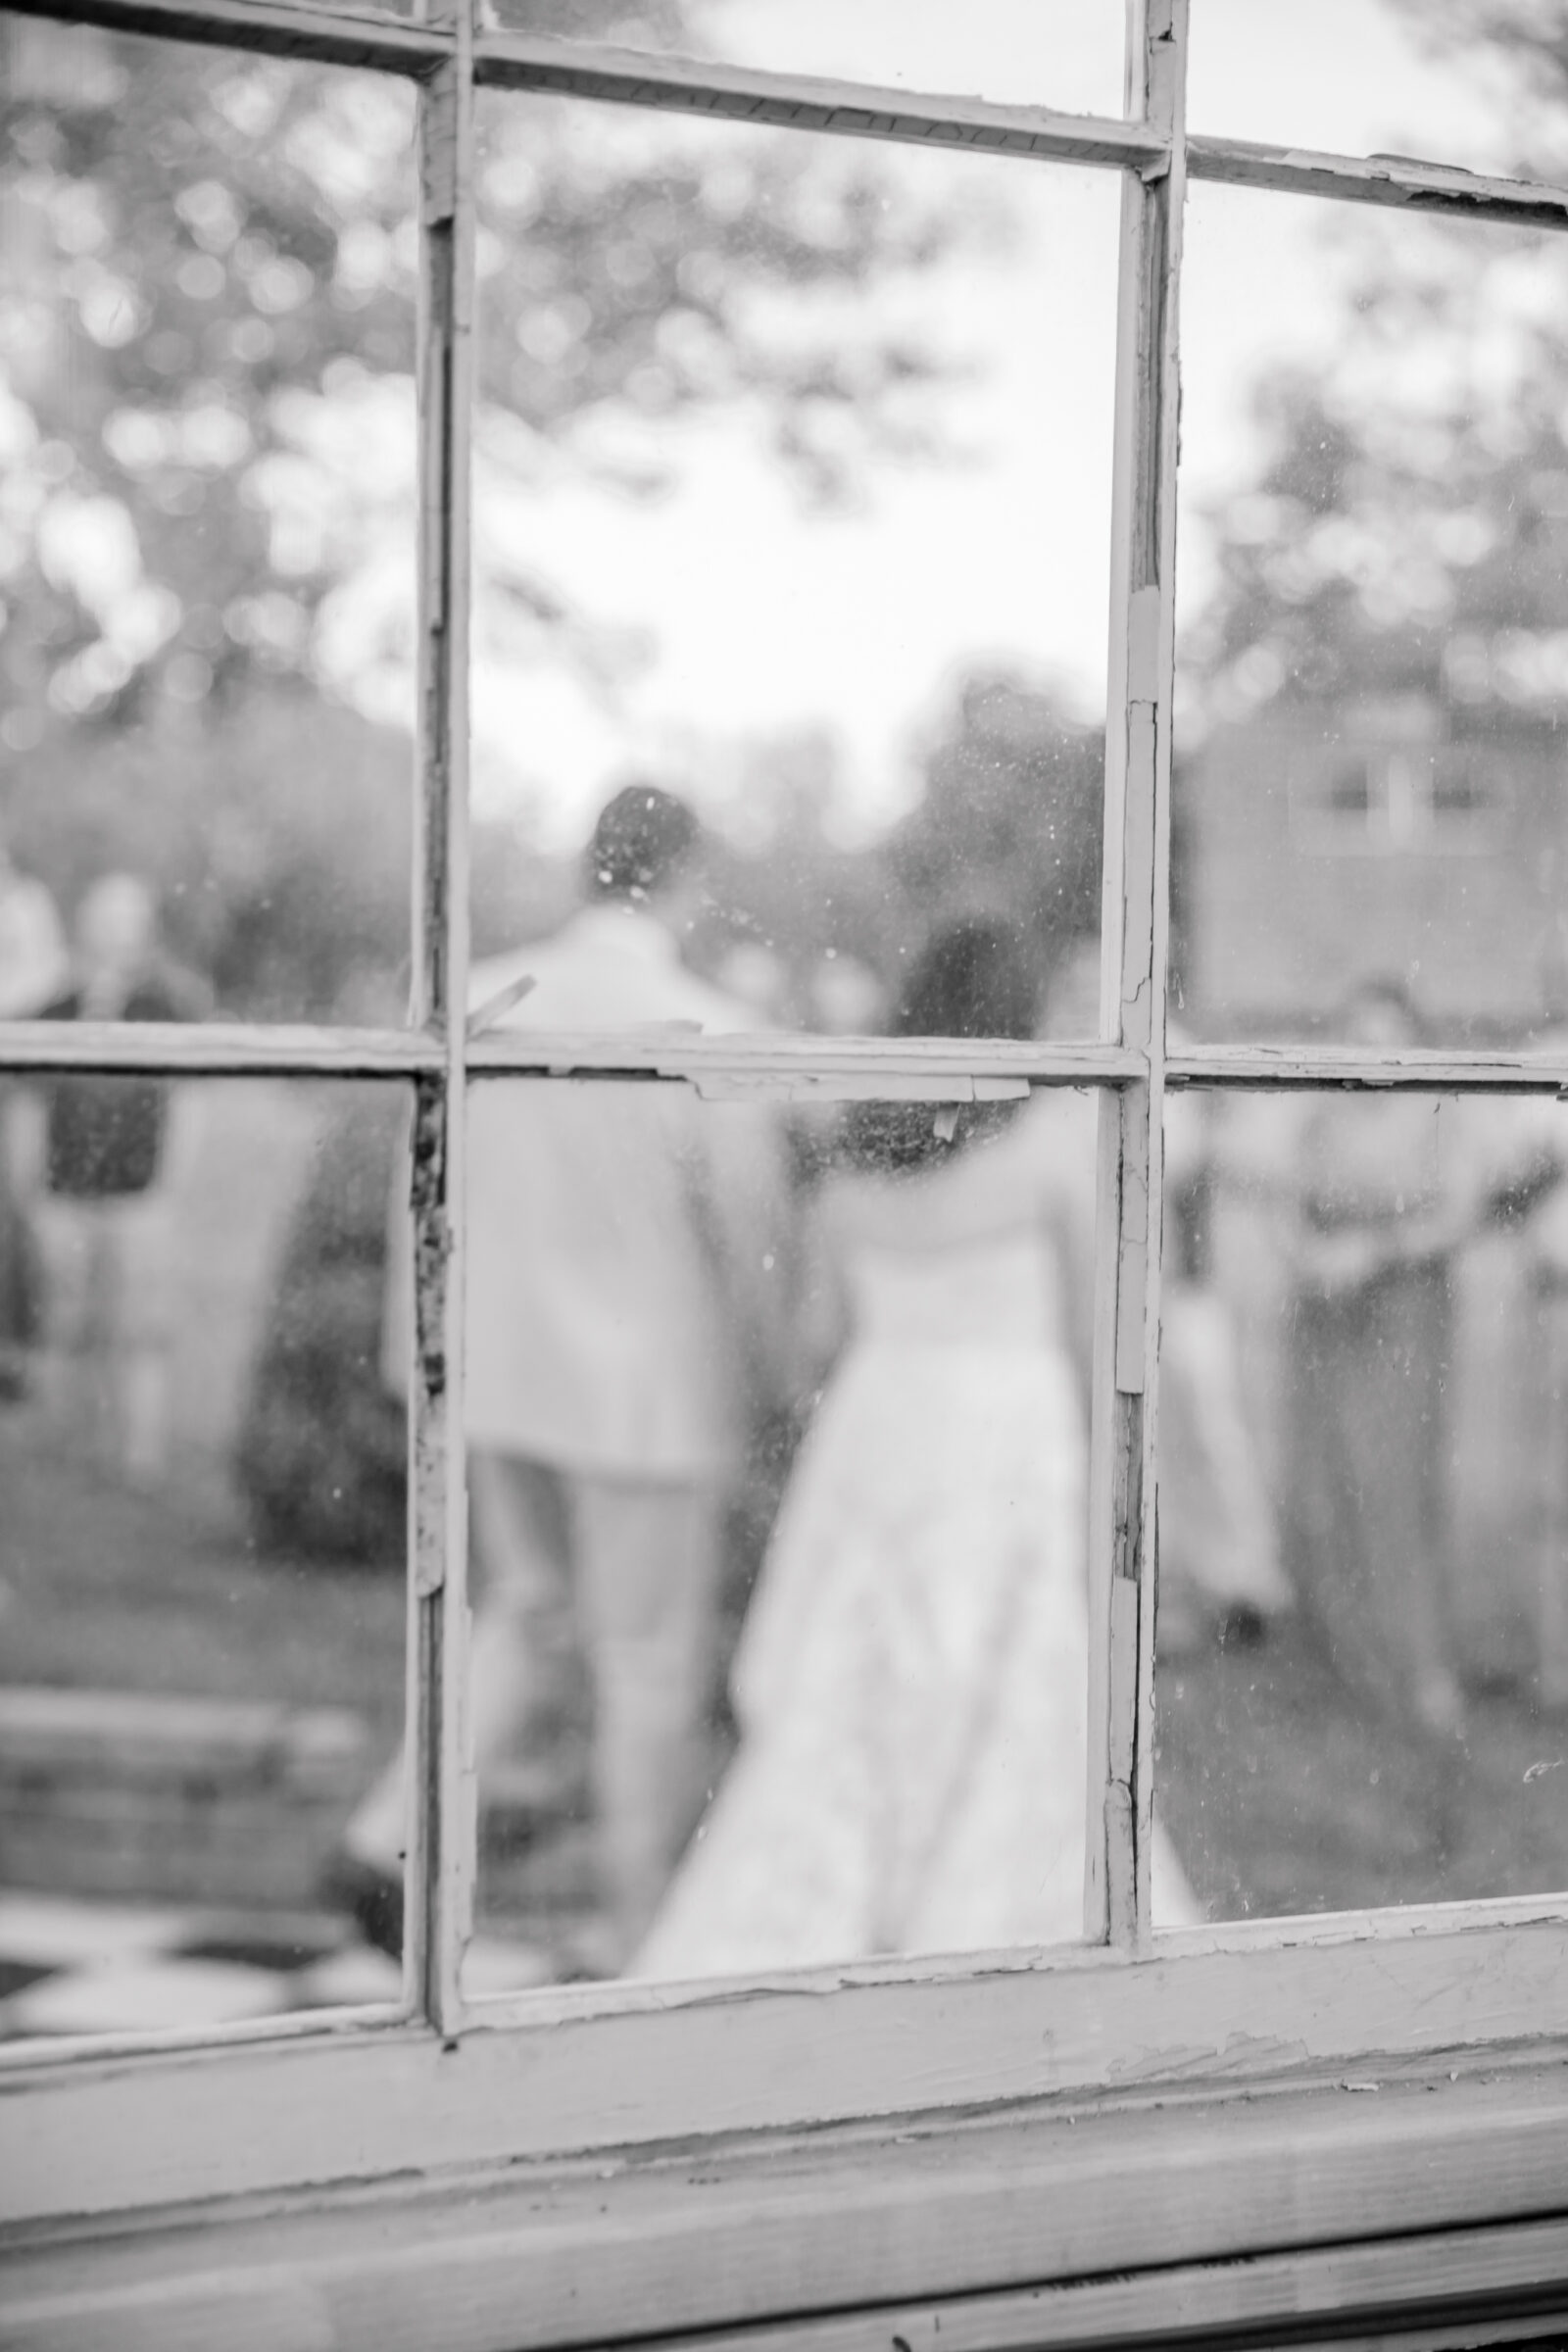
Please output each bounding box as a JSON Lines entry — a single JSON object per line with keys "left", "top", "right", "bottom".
{"left": 677, "top": 685, "right": 1105, "bottom": 1025}
{"left": 1189, "top": 6, "right": 1568, "bottom": 739}
{"left": 1402, "top": 2, "right": 1568, "bottom": 181}
{"left": 0, "top": 10, "right": 964, "bottom": 1008}
{"left": 887, "top": 672, "right": 1103, "bottom": 986}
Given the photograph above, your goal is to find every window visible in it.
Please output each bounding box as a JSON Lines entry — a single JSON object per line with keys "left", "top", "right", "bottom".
{"left": 1287, "top": 740, "right": 1508, "bottom": 850}
{"left": 6, "top": 3, "right": 1568, "bottom": 2344}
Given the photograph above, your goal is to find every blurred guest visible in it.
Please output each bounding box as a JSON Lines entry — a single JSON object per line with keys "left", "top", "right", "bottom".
{"left": 0, "top": 840, "right": 69, "bottom": 1022}
{"left": 1498, "top": 1135, "right": 1568, "bottom": 1710}
{"left": 636, "top": 919, "right": 1198, "bottom": 1980}
{"left": 35, "top": 874, "right": 209, "bottom": 1486}
{"left": 1284, "top": 979, "right": 1473, "bottom": 1739}
{"left": 1159, "top": 1075, "right": 1293, "bottom": 1653}
{"left": 808, "top": 950, "right": 886, "bottom": 1037}
{"left": 0, "top": 841, "right": 68, "bottom": 1402}
{"left": 711, "top": 940, "right": 789, "bottom": 1026}
{"left": 338, "top": 785, "right": 791, "bottom": 1969}
{"left": 1038, "top": 931, "right": 1101, "bottom": 1043}
{"left": 1493, "top": 981, "right": 1568, "bottom": 1709}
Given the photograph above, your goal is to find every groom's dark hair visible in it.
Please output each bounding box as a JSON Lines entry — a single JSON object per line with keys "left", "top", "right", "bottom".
{"left": 585, "top": 784, "right": 701, "bottom": 904}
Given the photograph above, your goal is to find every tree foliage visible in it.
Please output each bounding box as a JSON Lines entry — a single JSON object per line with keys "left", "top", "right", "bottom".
{"left": 0, "top": 12, "right": 960, "bottom": 1008}
{"left": 888, "top": 673, "right": 1102, "bottom": 980}
{"left": 1400, "top": 0, "right": 1568, "bottom": 178}
{"left": 1189, "top": 5, "right": 1568, "bottom": 742}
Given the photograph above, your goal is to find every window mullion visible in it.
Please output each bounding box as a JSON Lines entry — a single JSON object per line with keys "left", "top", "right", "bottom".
{"left": 408, "top": 14, "right": 477, "bottom": 2036}
{"left": 1085, "top": 0, "right": 1188, "bottom": 1953}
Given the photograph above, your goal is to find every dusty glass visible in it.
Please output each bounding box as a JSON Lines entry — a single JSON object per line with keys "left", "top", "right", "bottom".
{"left": 469, "top": 89, "right": 1116, "bottom": 1043}
{"left": 432, "top": 1074, "right": 1102, "bottom": 1989}
{"left": 491, "top": 0, "right": 1126, "bottom": 123}
{"left": 0, "top": 1076, "right": 408, "bottom": 2039}
{"left": 1155, "top": 1084, "right": 1568, "bottom": 1924}
{"left": 1172, "top": 177, "right": 1568, "bottom": 1047}
{"left": 0, "top": 17, "right": 417, "bottom": 1029}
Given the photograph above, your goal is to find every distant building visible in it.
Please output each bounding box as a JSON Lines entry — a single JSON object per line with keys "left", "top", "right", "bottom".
{"left": 1175, "top": 698, "right": 1568, "bottom": 1040}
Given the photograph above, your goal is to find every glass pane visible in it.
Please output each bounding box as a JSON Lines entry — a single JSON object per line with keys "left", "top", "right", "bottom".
{"left": 494, "top": 1, "right": 1126, "bottom": 122}
{"left": 395, "top": 1069, "right": 1107, "bottom": 1989}
{"left": 469, "top": 90, "right": 1115, "bottom": 1042}
{"left": 0, "top": 19, "right": 416, "bottom": 1028}
{"left": 0, "top": 1077, "right": 409, "bottom": 2041}
{"left": 1188, "top": 0, "right": 1561, "bottom": 181}
{"left": 1173, "top": 179, "right": 1568, "bottom": 1047}
{"left": 1156, "top": 1085, "right": 1568, "bottom": 1923}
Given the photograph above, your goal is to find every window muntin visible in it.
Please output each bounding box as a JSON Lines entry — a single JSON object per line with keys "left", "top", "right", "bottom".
{"left": 0, "top": 0, "right": 1562, "bottom": 2205}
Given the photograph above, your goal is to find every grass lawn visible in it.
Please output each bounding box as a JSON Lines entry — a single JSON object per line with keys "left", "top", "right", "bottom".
{"left": 1159, "top": 1613, "right": 1568, "bottom": 1920}
{"left": 5, "top": 1089, "right": 1568, "bottom": 1945}
{"left": 9, "top": 1391, "right": 1568, "bottom": 1931}
{"left": 0, "top": 1415, "right": 405, "bottom": 1740}
{"left": 0, "top": 1076, "right": 406, "bottom": 1744}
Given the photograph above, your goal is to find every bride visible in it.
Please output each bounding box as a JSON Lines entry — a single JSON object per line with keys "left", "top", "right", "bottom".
{"left": 635, "top": 918, "right": 1196, "bottom": 1980}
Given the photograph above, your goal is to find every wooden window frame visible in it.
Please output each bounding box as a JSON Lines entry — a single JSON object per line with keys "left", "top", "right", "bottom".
{"left": 4, "top": 2, "right": 1568, "bottom": 2341}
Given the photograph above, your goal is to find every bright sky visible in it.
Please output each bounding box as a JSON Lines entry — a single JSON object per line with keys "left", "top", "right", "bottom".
{"left": 468, "top": 0, "right": 1532, "bottom": 844}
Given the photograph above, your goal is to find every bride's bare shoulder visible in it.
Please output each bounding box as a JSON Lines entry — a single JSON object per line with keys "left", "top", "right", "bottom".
{"left": 819, "top": 1116, "right": 1067, "bottom": 1253}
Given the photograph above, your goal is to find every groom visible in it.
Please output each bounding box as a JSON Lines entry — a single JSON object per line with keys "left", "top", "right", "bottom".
{"left": 338, "top": 785, "right": 789, "bottom": 1969}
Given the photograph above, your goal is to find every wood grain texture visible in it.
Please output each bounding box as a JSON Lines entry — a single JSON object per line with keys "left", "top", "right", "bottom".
{"left": 3, "top": 2067, "right": 1568, "bottom": 2349}
{"left": 6, "top": 1909, "right": 1568, "bottom": 2227}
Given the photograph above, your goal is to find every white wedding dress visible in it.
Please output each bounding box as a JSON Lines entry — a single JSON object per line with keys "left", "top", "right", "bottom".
{"left": 635, "top": 1105, "right": 1198, "bottom": 1981}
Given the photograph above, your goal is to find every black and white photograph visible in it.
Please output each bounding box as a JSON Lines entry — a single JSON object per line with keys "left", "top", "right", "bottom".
{"left": 3, "top": 3, "right": 1568, "bottom": 2345}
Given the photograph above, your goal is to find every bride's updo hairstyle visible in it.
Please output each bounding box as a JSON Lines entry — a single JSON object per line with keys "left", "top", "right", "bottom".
{"left": 841, "top": 916, "right": 1041, "bottom": 1175}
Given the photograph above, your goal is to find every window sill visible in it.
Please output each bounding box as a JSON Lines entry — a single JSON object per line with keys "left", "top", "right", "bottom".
{"left": 4, "top": 2049, "right": 1567, "bottom": 2350}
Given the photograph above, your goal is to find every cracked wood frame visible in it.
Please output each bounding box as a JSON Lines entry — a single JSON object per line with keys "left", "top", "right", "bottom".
{"left": 8, "top": 0, "right": 1568, "bottom": 2336}
{"left": 1083, "top": 0, "right": 1187, "bottom": 1958}
{"left": 405, "top": 0, "right": 477, "bottom": 2037}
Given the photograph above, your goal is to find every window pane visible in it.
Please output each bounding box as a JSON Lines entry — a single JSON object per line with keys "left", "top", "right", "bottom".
{"left": 469, "top": 91, "right": 1115, "bottom": 1041}
{"left": 0, "top": 1077, "right": 409, "bottom": 2041}
{"left": 1155, "top": 1085, "right": 1568, "bottom": 1924}
{"left": 1173, "top": 180, "right": 1568, "bottom": 1047}
{"left": 1188, "top": 0, "right": 1560, "bottom": 181}
{"left": 493, "top": 1, "right": 1126, "bottom": 122}
{"left": 401, "top": 1072, "right": 1107, "bottom": 1988}
{"left": 0, "top": 19, "right": 416, "bottom": 1029}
